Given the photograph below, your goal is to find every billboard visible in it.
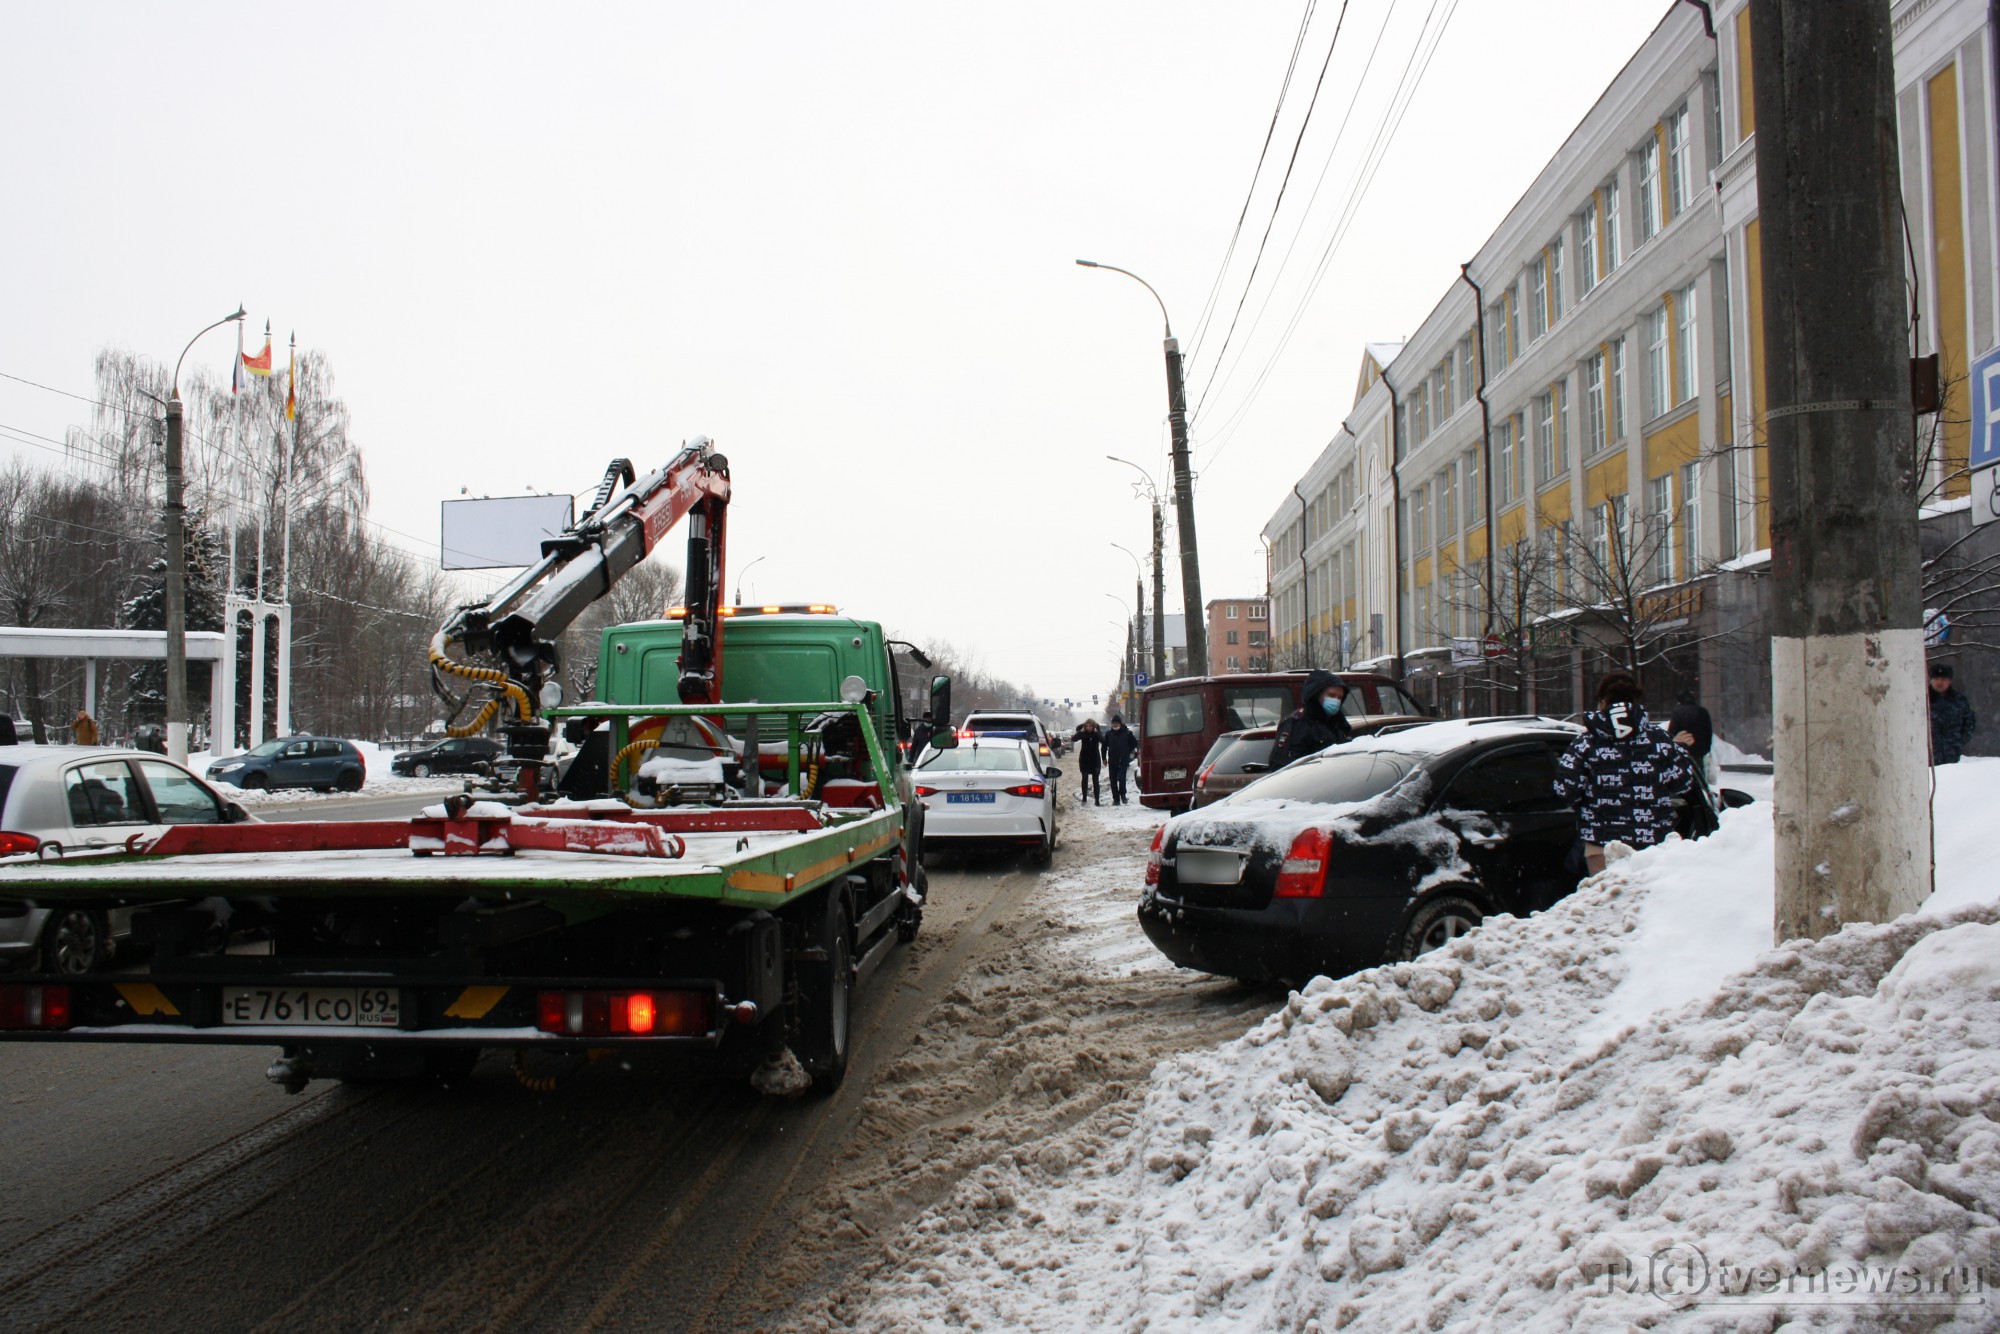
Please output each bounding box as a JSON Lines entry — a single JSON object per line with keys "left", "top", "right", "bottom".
{"left": 439, "top": 494, "right": 576, "bottom": 570}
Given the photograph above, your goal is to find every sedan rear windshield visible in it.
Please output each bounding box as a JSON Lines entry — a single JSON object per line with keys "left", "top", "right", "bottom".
{"left": 1225, "top": 750, "right": 1416, "bottom": 806}
{"left": 919, "top": 746, "right": 1029, "bottom": 772}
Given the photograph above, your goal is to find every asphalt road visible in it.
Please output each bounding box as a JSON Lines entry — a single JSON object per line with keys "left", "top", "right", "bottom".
{"left": 0, "top": 845, "right": 1065, "bottom": 1333}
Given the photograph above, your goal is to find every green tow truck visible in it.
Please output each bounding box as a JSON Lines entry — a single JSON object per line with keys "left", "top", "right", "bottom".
{"left": 0, "top": 442, "right": 953, "bottom": 1094}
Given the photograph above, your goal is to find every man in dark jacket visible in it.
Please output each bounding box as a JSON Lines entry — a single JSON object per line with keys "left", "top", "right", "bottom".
{"left": 1102, "top": 715, "right": 1139, "bottom": 805}
{"left": 1071, "top": 719, "right": 1104, "bottom": 805}
{"left": 1271, "top": 669, "right": 1353, "bottom": 767}
{"left": 1928, "top": 663, "right": 1977, "bottom": 765}
{"left": 1555, "top": 673, "right": 1695, "bottom": 875}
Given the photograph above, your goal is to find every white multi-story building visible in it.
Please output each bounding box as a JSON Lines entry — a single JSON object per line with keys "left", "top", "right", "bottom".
{"left": 1263, "top": 0, "right": 1997, "bottom": 748}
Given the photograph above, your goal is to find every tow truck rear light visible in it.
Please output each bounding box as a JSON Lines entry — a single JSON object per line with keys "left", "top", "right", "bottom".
{"left": 0, "top": 832, "right": 40, "bottom": 856}
{"left": 0, "top": 983, "right": 71, "bottom": 1029}
{"left": 1274, "top": 827, "right": 1333, "bottom": 898}
{"left": 1002, "top": 783, "right": 1045, "bottom": 798}
{"left": 1145, "top": 826, "right": 1164, "bottom": 886}
{"left": 535, "top": 989, "right": 709, "bottom": 1037}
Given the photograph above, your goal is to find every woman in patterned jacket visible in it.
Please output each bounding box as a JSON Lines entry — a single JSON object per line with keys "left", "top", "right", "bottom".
{"left": 1554, "top": 672, "right": 1696, "bottom": 876}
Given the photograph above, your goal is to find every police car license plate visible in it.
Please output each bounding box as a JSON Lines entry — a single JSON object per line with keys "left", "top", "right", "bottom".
{"left": 946, "top": 792, "right": 996, "bottom": 804}
{"left": 220, "top": 986, "right": 400, "bottom": 1027}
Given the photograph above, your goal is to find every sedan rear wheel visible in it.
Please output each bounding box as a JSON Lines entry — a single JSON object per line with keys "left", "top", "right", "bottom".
{"left": 42, "top": 908, "right": 108, "bottom": 975}
{"left": 1398, "top": 894, "right": 1483, "bottom": 961}
{"left": 336, "top": 769, "right": 363, "bottom": 793}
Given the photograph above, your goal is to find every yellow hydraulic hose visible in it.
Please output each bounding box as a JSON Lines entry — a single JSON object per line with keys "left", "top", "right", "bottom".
{"left": 611, "top": 738, "right": 660, "bottom": 790}
{"left": 428, "top": 631, "right": 534, "bottom": 736}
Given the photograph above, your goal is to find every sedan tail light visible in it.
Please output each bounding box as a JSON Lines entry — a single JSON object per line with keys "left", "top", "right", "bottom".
{"left": 914, "top": 785, "right": 939, "bottom": 797}
{"left": 0, "top": 832, "right": 40, "bottom": 856}
{"left": 1001, "top": 783, "right": 1045, "bottom": 798}
{"left": 1145, "top": 825, "right": 1165, "bottom": 886}
{"left": 1273, "top": 827, "right": 1332, "bottom": 898}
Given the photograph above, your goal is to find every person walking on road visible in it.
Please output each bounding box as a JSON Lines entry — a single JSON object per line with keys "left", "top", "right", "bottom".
{"left": 71, "top": 710, "right": 99, "bottom": 747}
{"left": 1928, "top": 662, "right": 1977, "bottom": 765}
{"left": 1271, "top": 669, "right": 1353, "bottom": 767}
{"left": 1102, "top": 715, "right": 1139, "bottom": 805}
{"left": 1555, "top": 672, "right": 1696, "bottom": 876}
{"left": 1071, "top": 719, "right": 1104, "bottom": 806}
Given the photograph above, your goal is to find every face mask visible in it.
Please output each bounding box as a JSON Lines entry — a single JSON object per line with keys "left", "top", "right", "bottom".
{"left": 1608, "top": 702, "right": 1638, "bottom": 739}
{"left": 1321, "top": 696, "right": 1342, "bottom": 716}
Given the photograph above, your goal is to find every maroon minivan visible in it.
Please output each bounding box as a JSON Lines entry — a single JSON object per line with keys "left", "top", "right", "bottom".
{"left": 1136, "top": 672, "right": 1428, "bottom": 812}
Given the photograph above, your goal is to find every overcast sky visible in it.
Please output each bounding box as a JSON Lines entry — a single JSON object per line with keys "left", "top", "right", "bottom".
{"left": 1, "top": 2, "right": 1667, "bottom": 705}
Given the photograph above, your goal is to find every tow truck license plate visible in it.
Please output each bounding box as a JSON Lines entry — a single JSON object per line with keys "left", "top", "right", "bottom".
{"left": 946, "top": 792, "right": 996, "bottom": 804}
{"left": 220, "top": 986, "right": 400, "bottom": 1027}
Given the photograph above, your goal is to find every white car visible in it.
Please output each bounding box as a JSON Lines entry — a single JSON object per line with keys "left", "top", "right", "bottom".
{"left": 0, "top": 747, "right": 251, "bottom": 973}
{"left": 914, "top": 736, "right": 1061, "bottom": 866}
{"left": 956, "top": 712, "right": 1053, "bottom": 759}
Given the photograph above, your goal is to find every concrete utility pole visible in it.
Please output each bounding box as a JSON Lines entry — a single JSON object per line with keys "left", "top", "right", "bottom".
{"left": 1079, "top": 260, "right": 1207, "bottom": 671}
{"left": 1752, "top": 0, "right": 1931, "bottom": 941}
{"left": 1150, "top": 499, "right": 1166, "bottom": 683}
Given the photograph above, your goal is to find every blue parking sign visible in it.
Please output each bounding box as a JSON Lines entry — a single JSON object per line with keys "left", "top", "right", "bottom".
{"left": 1135, "top": 672, "right": 1149, "bottom": 688}
{"left": 1972, "top": 344, "right": 2000, "bottom": 471}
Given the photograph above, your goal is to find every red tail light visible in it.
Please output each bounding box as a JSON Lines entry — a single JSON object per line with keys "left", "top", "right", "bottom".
{"left": 1193, "top": 762, "right": 1215, "bottom": 790}
{"left": 914, "top": 785, "right": 938, "bottom": 797}
{"left": 1274, "top": 827, "right": 1332, "bottom": 898}
{"left": 1002, "top": 783, "right": 1045, "bottom": 798}
{"left": 0, "top": 983, "right": 71, "bottom": 1029}
{"left": 1145, "top": 825, "right": 1165, "bottom": 886}
{"left": 0, "top": 832, "right": 39, "bottom": 856}
{"left": 535, "top": 989, "right": 709, "bottom": 1037}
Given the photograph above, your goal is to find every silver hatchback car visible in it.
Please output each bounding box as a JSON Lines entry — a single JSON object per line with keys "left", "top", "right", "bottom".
{"left": 0, "top": 746, "right": 249, "bottom": 974}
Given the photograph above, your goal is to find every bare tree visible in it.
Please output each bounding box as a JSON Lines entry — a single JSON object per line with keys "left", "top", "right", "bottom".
{"left": 1435, "top": 538, "right": 1559, "bottom": 712}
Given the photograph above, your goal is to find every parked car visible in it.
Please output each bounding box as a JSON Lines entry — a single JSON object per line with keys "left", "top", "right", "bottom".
{"left": 957, "top": 712, "right": 1054, "bottom": 758}
{"left": 912, "top": 735, "right": 1061, "bottom": 866}
{"left": 1189, "top": 726, "right": 1279, "bottom": 808}
{"left": 0, "top": 747, "right": 251, "bottom": 973}
{"left": 205, "top": 736, "right": 366, "bottom": 792}
{"left": 1138, "top": 718, "right": 1588, "bottom": 986}
{"left": 1137, "top": 671, "right": 1430, "bottom": 812}
{"left": 391, "top": 736, "right": 503, "bottom": 778}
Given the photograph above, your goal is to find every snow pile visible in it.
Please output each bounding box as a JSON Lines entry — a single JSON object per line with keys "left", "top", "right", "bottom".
{"left": 636, "top": 753, "right": 727, "bottom": 786}
{"left": 845, "top": 759, "right": 2000, "bottom": 1332}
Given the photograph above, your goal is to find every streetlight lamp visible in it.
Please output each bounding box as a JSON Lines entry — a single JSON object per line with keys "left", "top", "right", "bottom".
{"left": 1077, "top": 259, "right": 1206, "bottom": 672}
{"left": 733, "top": 554, "right": 767, "bottom": 606}
{"left": 1107, "top": 454, "right": 1168, "bottom": 683}
{"left": 164, "top": 306, "right": 247, "bottom": 762}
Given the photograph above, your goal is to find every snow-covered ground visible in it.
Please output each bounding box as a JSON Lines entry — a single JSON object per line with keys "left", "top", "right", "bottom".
{"left": 187, "top": 740, "right": 463, "bottom": 806}
{"left": 832, "top": 760, "right": 2000, "bottom": 1332}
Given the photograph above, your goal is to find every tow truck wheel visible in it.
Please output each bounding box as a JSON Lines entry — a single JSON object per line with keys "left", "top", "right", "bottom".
{"left": 795, "top": 889, "right": 851, "bottom": 1092}
{"left": 41, "top": 908, "right": 107, "bottom": 974}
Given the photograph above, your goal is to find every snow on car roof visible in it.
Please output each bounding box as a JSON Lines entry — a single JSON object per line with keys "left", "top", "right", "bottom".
{"left": 1337, "top": 716, "right": 1579, "bottom": 758}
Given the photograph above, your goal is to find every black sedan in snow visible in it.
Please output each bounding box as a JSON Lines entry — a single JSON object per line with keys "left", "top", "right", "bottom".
{"left": 1138, "top": 719, "right": 1585, "bottom": 986}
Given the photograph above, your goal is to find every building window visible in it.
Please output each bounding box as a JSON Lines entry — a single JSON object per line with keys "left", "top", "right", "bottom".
{"left": 1438, "top": 461, "right": 1457, "bottom": 538}
{"left": 1227, "top": 604, "right": 1239, "bottom": 619}
{"left": 1582, "top": 351, "right": 1607, "bottom": 456}
{"left": 1227, "top": 629, "right": 1239, "bottom": 645}
{"left": 1638, "top": 136, "right": 1661, "bottom": 243}
{"left": 1505, "top": 287, "right": 1520, "bottom": 362}
{"left": 1463, "top": 450, "right": 1481, "bottom": 530}
{"left": 1227, "top": 656, "right": 1240, "bottom": 670}
{"left": 1590, "top": 501, "right": 1611, "bottom": 575}
{"left": 1549, "top": 235, "right": 1566, "bottom": 319}
{"left": 1611, "top": 336, "right": 1628, "bottom": 437}
{"left": 1535, "top": 391, "right": 1556, "bottom": 483}
{"left": 1458, "top": 337, "right": 1477, "bottom": 402}
{"left": 1553, "top": 381, "right": 1568, "bottom": 477}
{"left": 1666, "top": 104, "right": 1692, "bottom": 216}
{"left": 1438, "top": 364, "right": 1455, "bottom": 422}
{"left": 1395, "top": 404, "right": 1408, "bottom": 459}
{"left": 1673, "top": 282, "right": 1697, "bottom": 404}
{"left": 1603, "top": 179, "right": 1622, "bottom": 273}
{"left": 1527, "top": 257, "right": 1548, "bottom": 341}
{"left": 1649, "top": 473, "right": 1676, "bottom": 584}
{"left": 1644, "top": 308, "right": 1669, "bottom": 420}
{"left": 1251, "top": 603, "right": 1266, "bottom": 620}
{"left": 1485, "top": 302, "right": 1509, "bottom": 374}
{"left": 1497, "top": 418, "right": 1518, "bottom": 505}
{"left": 1249, "top": 629, "right": 1267, "bottom": 646}
{"left": 1578, "top": 199, "right": 1599, "bottom": 296}
{"left": 1681, "top": 460, "right": 1702, "bottom": 577}
{"left": 1412, "top": 482, "right": 1430, "bottom": 551}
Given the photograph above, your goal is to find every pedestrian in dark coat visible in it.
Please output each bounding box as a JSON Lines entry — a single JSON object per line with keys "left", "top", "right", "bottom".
{"left": 1666, "top": 696, "right": 1719, "bottom": 841}
{"left": 0, "top": 716, "right": 15, "bottom": 746}
{"left": 1554, "top": 673, "right": 1695, "bottom": 875}
{"left": 1928, "top": 663, "right": 1977, "bottom": 765}
{"left": 1102, "top": 715, "right": 1139, "bottom": 805}
{"left": 1071, "top": 719, "right": 1104, "bottom": 805}
{"left": 1271, "top": 669, "right": 1353, "bottom": 767}
{"left": 906, "top": 717, "right": 935, "bottom": 762}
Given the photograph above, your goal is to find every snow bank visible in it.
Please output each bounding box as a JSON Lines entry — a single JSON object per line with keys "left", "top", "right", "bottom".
{"left": 849, "top": 758, "right": 2000, "bottom": 1332}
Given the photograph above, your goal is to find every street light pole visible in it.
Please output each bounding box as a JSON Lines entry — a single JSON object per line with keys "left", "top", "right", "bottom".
{"left": 733, "top": 554, "right": 766, "bottom": 606}
{"left": 1111, "top": 541, "right": 1147, "bottom": 678}
{"left": 1107, "top": 454, "right": 1169, "bottom": 683}
{"left": 1079, "top": 260, "right": 1207, "bottom": 673}
{"left": 165, "top": 306, "right": 247, "bottom": 763}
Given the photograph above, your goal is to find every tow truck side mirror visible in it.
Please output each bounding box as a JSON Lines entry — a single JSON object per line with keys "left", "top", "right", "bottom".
{"left": 928, "top": 675, "right": 956, "bottom": 748}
